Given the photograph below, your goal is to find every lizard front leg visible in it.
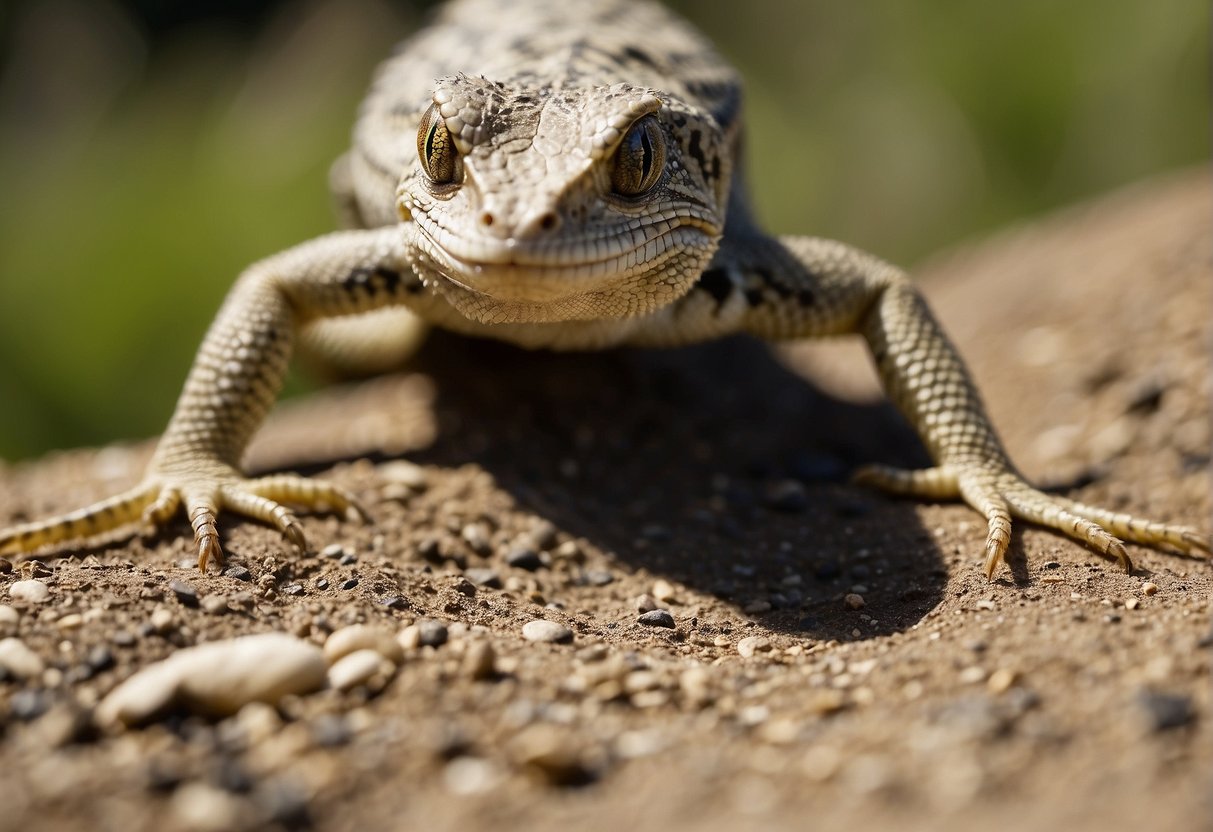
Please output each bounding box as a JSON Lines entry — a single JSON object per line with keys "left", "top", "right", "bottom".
{"left": 638, "top": 234, "right": 1210, "bottom": 578}
{"left": 0, "top": 225, "right": 420, "bottom": 570}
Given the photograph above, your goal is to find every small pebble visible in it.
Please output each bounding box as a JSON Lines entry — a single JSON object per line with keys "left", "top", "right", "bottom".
{"left": 737, "top": 636, "right": 772, "bottom": 658}
{"left": 11, "top": 689, "right": 53, "bottom": 721}
{"left": 322, "top": 544, "right": 348, "bottom": 559}
{"left": 201, "top": 596, "right": 229, "bottom": 615}
{"left": 1137, "top": 691, "right": 1195, "bottom": 732}
{"left": 444, "top": 756, "right": 503, "bottom": 795}
{"left": 504, "top": 547, "right": 543, "bottom": 573}
{"left": 463, "top": 641, "right": 497, "bottom": 680}
{"left": 652, "top": 580, "right": 678, "bottom": 603}
{"left": 958, "top": 666, "right": 986, "bottom": 685}
{"left": 327, "top": 649, "right": 395, "bottom": 692}
{"left": 465, "top": 568, "right": 502, "bottom": 588}
{"left": 527, "top": 521, "right": 559, "bottom": 550}
{"left": 635, "top": 594, "right": 659, "bottom": 613}
{"left": 1125, "top": 597, "right": 1140, "bottom": 611}
{"left": 987, "top": 668, "right": 1017, "bottom": 694}
{"left": 95, "top": 633, "right": 327, "bottom": 727}
{"left": 310, "top": 717, "right": 354, "bottom": 751}
{"left": 9, "top": 580, "right": 50, "bottom": 604}
{"left": 638, "top": 609, "right": 676, "bottom": 629}
{"left": 339, "top": 578, "right": 359, "bottom": 591}
{"left": 379, "top": 460, "right": 429, "bottom": 490}
{"left": 380, "top": 596, "right": 410, "bottom": 611}
{"left": 1141, "top": 582, "right": 1159, "bottom": 596}
{"left": 765, "top": 479, "right": 808, "bottom": 512}
{"left": 461, "top": 524, "right": 493, "bottom": 556}
{"left": 283, "top": 584, "right": 305, "bottom": 596}
{"left": 171, "top": 782, "right": 245, "bottom": 832}
{"left": 258, "top": 781, "right": 312, "bottom": 828}
{"left": 325, "top": 624, "right": 404, "bottom": 666}
{"left": 150, "top": 608, "right": 175, "bottom": 634}
{"left": 584, "top": 570, "right": 614, "bottom": 586}
{"left": 522, "top": 620, "right": 574, "bottom": 644}
{"left": 509, "top": 725, "right": 592, "bottom": 786}
{"left": 0, "top": 605, "right": 18, "bottom": 624}
{"left": 169, "top": 581, "right": 200, "bottom": 608}
{"left": 553, "top": 540, "right": 583, "bottom": 562}
{"left": 0, "top": 637, "right": 45, "bottom": 678}
{"left": 223, "top": 566, "right": 252, "bottom": 582}
{"left": 417, "top": 619, "right": 449, "bottom": 648}
{"left": 844, "top": 593, "right": 866, "bottom": 610}
{"left": 86, "top": 645, "right": 116, "bottom": 674}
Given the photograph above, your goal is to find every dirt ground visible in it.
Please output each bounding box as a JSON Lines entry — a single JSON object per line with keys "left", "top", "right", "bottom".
{"left": 0, "top": 171, "right": 1208, "bottom": 832}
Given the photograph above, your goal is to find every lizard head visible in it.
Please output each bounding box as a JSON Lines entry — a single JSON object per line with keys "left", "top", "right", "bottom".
{"left": 397, "top": 75, "right": 730, "bottom": 324}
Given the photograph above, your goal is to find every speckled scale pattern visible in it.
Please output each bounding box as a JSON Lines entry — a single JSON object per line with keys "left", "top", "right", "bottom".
{"left": 0, "top": 0, "right": 1206, "bottom": 575}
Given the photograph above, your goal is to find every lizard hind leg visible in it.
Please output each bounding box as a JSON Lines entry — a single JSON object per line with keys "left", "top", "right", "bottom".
{"left": 0, "top": 482, "right": 161, "bottom": 558}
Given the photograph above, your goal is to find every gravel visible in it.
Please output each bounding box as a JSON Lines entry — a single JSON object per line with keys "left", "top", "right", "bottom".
{"left": 522, "top": 620, "right": 574, "bottom": 644}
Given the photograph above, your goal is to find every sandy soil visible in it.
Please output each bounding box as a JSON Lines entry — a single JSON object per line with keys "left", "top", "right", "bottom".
{"left": 0, "top": 171, "right": 1208, "bottom": 832}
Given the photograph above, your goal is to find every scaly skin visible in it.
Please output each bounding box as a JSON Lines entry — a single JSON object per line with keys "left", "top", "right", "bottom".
{"left": 1, "top": 0, "right": 1207, "bottom": 576}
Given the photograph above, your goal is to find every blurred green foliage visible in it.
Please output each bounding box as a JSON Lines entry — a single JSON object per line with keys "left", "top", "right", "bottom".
{"left": 0, "top": 0, "right": 1206, "bottom": 460}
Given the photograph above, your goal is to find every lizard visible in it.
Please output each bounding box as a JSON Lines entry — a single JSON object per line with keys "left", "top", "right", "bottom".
{"left": 0, "top": 0, "right": 1207, "bottom": 579}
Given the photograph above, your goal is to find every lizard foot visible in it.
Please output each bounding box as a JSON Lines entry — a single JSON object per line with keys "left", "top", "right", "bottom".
{"left": 853, "top": 464, "right": 1210, "bottom": 579}
{"left": 0, "top": 471, "right": 368, "bottom": 572}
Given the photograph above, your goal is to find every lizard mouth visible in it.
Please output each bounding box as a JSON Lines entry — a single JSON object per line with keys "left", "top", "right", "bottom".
{"left": 412, "top": 217, "right": 718, "bottom": 308}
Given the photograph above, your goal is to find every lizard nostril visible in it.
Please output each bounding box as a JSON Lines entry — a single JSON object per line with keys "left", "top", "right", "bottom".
{"left": 479, "top": 211, "right": 495, "bottom": 227}
{"left": 537, "top": 212, "right": 559, "bottom": 232}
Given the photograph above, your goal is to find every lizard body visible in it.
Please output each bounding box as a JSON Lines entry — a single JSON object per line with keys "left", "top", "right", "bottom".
{"left": 1, "top": 0, "right": 1207, "bottom": 577}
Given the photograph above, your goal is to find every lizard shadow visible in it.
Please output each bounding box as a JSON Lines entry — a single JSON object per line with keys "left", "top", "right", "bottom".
{"left": 354, "top": 330, "right": 950, "bottom": 642}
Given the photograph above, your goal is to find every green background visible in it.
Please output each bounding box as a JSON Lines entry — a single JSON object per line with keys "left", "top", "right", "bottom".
{"left": 0, "top": 0, "right": 1205, "bottom": 460}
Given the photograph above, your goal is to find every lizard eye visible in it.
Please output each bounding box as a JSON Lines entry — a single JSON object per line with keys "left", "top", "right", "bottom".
{"left": 611, "top": 115, "right": 666, "bottom": 197}
{"left": 417, "top": 104, "right": 457, "bottom": 185}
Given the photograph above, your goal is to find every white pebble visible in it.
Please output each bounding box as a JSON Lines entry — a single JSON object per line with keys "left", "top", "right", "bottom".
{"left": 443, "top": 756, "right": 503, "bottom": 796}
{"left": 324, "top": 624, "right": 404, "bottom": 666}
{"left": 0, "top": 605, "right": 19, "bottom": 624}
{"left": 327, "top": 649, "right": 395, "bottom": 692}
{"left": 652, "top": 579, "right": 678, "bottom": 603}
{"left": 737, "top": 636, "right": 772, "bottom": 658}
{"left": 1141, "top": 582, "right": 1159, "bottom": 596}
{"left": 0, "top": 637, "right": 45, "bottom": 678}
{"left": 9, "top": 580, "right": 49, "bottom": 603}
{"left": 95, "top": 632, "right": 326, "bottom": 728}
{"left": 522, "top": 620, "right": 574, "bottom": 644}
{"left": 150, "top": 607, "right": 175, "bottom": 633}
{"left": 171, "top": 782, "right": 245, "bottom": 832}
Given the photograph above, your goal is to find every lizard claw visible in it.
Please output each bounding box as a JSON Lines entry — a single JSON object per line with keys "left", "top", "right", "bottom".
{"left": 857, "top": 463, "right": 1179, "bottom": 578}
{"left": 0, "top": 468, "right": 367, "bottom": 572}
